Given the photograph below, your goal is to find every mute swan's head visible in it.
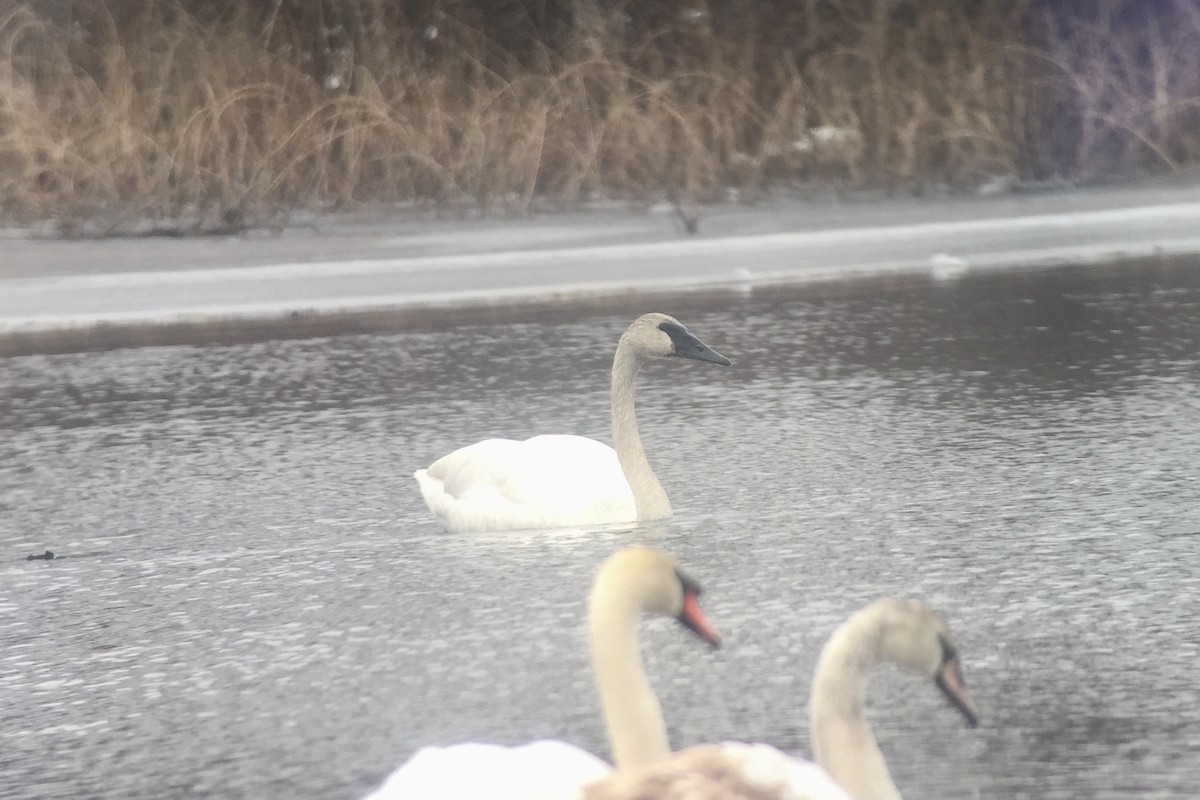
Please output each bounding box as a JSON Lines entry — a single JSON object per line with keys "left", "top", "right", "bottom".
{"left": 589, "top": 546, "right": 722, "bottom": 647}
{"left": 620, "top": 313, "right": 732, "bottom": 367}
{"left": 868, "top": 598, "right": 978, "bottom": 727}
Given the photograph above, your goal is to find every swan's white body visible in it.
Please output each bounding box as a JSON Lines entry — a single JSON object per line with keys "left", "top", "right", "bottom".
{"left": 361, "top": 740, "right": 609, "bottom": 800}
{"left": 584, "top": 599, "right": 978, "bottom": 800}
{"left": 415, "top": 435, "right": 636, "bottom": 532}
{"left": 414, "top": 313, "right": 730, "bottom": 533}
{"left": 361, "top": 547, "right": 721, "bottom": 800}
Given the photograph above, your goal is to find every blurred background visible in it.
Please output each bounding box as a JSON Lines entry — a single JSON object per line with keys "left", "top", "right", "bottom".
{"left": 4, "top": 0, "right": 1200, "bottom": 233}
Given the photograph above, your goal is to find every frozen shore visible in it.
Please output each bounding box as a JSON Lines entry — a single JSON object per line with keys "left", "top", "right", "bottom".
{"left": 3, "top": 181, "right": 1200, "bottom": 355}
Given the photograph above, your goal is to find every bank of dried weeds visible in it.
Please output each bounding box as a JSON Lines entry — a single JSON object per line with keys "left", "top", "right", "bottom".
{"left": 2, "top": 0, "right": 1199, "bottom": 234}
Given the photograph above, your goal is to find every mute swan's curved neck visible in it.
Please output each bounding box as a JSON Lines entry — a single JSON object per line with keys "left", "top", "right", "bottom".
{"left": 589, "top": 583, "right": 670, "bottom": 770}
{"left": 809, "top": 613, "right": 902, "bottom": 800}
{"left": 611, "top": 343, "right": 670, "bottom": 520}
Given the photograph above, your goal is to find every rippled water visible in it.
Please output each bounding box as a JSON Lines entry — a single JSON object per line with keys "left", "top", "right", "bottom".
{"left": 3, "top": 261, "right": 1200, "bottom": 800}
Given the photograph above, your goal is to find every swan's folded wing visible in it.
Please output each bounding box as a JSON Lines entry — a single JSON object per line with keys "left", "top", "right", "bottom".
{"left": 582, "top": 743, "right": 852, "bottom": 800}
{"left": 414, "top": 435, "right": 636, "bottom": 532}
{"left": 363, "top": 740, "right": 610, "bottom": 800}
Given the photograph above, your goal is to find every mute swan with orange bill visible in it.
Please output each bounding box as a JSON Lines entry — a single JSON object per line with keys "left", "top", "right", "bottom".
{"left": 584, "top": 598, "right": 978, "bottom": 800}
{"left": 414, "top": 313, "right": 731, "bottom": 533}
{"left": 361, "top": 546, "right": 722, "bottom": 800}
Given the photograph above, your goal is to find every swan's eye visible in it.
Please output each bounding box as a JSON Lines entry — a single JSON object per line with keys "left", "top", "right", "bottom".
{"left": 657, "top": 321, "right": 688, "bottom": 345}
{"left": 938, "top": 633, "right": 957, "bottom": 663}
{"left": 674, "top": 569, "right": 702, "bottom": 597}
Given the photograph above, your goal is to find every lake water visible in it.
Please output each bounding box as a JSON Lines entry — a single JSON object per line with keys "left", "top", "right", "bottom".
{"left": 2, "top": 260, "right": 1199, "bottom": 799}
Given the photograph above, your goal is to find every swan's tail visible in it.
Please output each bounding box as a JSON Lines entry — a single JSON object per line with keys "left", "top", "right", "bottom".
{"left": 412, "top": 468, "right": 447, "bottom": 521}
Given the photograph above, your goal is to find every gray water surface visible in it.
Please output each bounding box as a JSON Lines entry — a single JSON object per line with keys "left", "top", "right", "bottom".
{"left": 3, "top": 262, "right": 1200, "bottom": 799}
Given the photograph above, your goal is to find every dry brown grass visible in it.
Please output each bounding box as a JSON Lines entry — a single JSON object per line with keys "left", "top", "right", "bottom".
{"left": 0, "top": 1, "right": 327, "bottom": 231}
{"left": 1, "top": 0, "right": 1199, "bottom": 234}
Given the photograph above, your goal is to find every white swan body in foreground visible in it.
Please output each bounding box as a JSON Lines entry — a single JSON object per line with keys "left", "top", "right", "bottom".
{"left": 414, "top": 313, "right": 731, "bottom": 533}
{"left": 364, "top": 741, "right": 609, "bottom": 800}
{"left": 583, "top": 598, "right": 978, "bottom": 800}
{"left": 362, "top": 547, "right": 722, "bottom": 800}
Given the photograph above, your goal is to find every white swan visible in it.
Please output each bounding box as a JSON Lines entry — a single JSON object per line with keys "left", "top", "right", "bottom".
{"left": 583, "top": 598, "right": 978, "bottom": 800}
{"left": 414, "top": 313, "right": 731, "bottom": 533}
{"left": 361, "top": 546, "right": 722, "bottom": 800}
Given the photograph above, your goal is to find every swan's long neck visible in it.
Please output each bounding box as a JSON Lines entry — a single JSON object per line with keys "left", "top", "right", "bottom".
{"left": 589, "top": 584, "right": 670, "bottom": 770}
{"left": 809, "top": 612, "right": 902, "bottom": 800}
{"left": 611, "top": 343, "right": 671, "bottom": 520}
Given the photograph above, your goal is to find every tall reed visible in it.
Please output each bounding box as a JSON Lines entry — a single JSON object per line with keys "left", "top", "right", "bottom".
{"left": 1, "top": 0, "right": 1197, "bottom": 233}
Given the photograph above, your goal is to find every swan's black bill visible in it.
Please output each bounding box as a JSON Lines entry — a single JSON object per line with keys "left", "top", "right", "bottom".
{"left": 935, "top": 655, "right": 979, "bottom": 728}
{"left": 676, "top": 588, "right": 722, "bottom": 648}
{"left": 659, "top": 321, "right": 732, "bottom": 367}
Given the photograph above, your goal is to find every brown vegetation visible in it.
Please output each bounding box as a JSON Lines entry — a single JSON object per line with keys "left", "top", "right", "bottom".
{"left": 1, "top": 0, "right": 1199, "bottom": 234}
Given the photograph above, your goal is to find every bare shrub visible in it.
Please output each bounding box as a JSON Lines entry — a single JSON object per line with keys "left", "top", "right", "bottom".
{"left": 1030, "top": 0, "right": 1200, "bottom": 179}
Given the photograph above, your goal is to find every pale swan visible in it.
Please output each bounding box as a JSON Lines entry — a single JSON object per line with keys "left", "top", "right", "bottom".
{"left": 583, "top": 598, "right": 978, "bottom": 800}
{"left": 414, "top": 313, "right": 731, "bottom": 533}
{"left": 361, "top": 546, "right": 722, "bottom": 800}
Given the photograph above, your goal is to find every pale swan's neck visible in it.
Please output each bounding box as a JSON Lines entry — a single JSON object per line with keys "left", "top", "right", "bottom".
{"left": 588, "top": 580, "right": 670, "bottom": 770}
{"left": 809, "top": 611, "right": 903, "bottom": 800}
{"left": 611, "top": 342, "right": 671, "bottom": 520}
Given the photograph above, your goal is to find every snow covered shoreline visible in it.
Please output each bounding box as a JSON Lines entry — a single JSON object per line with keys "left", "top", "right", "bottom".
{"left": 3, "top": 182, "right": 1200, "bottom": 355}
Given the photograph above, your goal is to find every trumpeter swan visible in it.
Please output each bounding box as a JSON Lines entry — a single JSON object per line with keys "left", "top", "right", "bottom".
{"left": 414, "top": 313, "right": 731, "bottom": 533}
{"left": 583, "top": 598, "right": 978, "bottom": 800}
{"left": 361, "top": 547, "right": 722, "bottom": 799}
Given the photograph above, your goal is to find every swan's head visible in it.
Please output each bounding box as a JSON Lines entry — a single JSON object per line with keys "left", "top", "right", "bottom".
{"left": 589, "top": 546, "right": 722, "bottom": 648}
{"left": 621, "top": 313, "right": 731, "bottom": 366}
{"left": 871, "top": 598, "right": 978, "bottom": 728}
